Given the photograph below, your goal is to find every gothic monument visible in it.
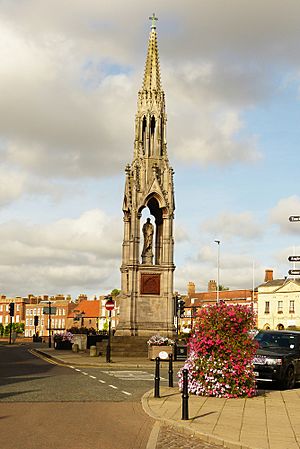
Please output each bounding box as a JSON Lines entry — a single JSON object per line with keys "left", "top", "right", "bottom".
{"left": 116, "top": 15, "right": 176, "bottom": 338}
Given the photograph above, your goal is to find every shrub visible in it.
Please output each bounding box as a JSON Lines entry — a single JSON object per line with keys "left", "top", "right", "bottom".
{"left": 178, "top": 302, "right": 257, "bottom": 398}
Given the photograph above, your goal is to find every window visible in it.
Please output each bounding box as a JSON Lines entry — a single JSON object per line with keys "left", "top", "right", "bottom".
{"left": 278, "top": 301, "right": 283, "bottom": 313}
{"left": 289, "top": 300, "right": 295, "bottom": 313}
{"left": 30, "top": 319, "right": 33, "bottom": 326}
{"left": 0, "top": 305, "right": 2, "bottom": 311}
{"left": 16, "top": 304, "right": 20, "bottom": 312}
{"left": 16, "top": 315, "right": 19, "bottom": 323}
{"left": 0, "top": 316, "right": 2, "bottom": 323}
{"left": 26, "top": 319, "right": 28, "bottom": 326}
{"left": 6, "top": 305, "right": 9, "bottom": 312}
{"left": 264, "top": 301, "right": 270, "bottom": 314}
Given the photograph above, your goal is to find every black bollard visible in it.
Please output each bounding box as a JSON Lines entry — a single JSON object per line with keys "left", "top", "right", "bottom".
{"left": 168, "top": 353, "right": 174, "bottom": 388}
{"left": 181, "top": 368, "right": 189, "bottom": 420}
{"left": 154, "top": 357, "right": 160, "bottom": 398}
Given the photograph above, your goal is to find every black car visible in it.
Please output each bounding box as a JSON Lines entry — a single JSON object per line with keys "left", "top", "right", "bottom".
{"left": 253, "top": 330, "right": 300, "bottom": 389}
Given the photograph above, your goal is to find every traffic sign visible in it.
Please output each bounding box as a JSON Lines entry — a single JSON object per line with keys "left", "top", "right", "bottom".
{"left": 288, "top": 269, "right": 300, "bottom": 276}
{"left": 289, "top": 215, "right": 300, "bottom": 222}
{"left": 105, "top": 298, "right": 115, "bottom": 311}
{"left": 288, "top": 256, "right": 300, "bottom": 262}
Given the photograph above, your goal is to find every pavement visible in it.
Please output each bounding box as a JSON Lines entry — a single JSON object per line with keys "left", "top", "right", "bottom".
{"left": 31, "top": 346, "right": 300, "bottom": 449}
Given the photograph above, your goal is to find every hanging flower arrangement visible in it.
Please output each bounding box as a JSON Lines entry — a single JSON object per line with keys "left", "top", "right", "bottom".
{"left": 178, "top": 302, "right": 257, "bottom": 398}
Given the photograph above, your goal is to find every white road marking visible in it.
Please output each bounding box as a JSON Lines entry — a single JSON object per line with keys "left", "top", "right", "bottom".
{"left": 102, "top": 370, "right": 166, "bottom": 381}
{"left": 89, "top": 375, "right": 96, "bottom": 379}
{"left": 69, "top": 366, "right": 75, "bottom": 369}
{"left": 109, "top": 384, "right": 118, "bottom": 389}
{"left": 98, "top": 379, "right": 106, "bottom": 384}
{"left": 75, "top": 369, "right": 81, "bottom": 372}
{"left": 121, "top": 391, "right": 132, "bottom": 396}
{"left": 82, "top": 372, "right": 88, "bottom": 375}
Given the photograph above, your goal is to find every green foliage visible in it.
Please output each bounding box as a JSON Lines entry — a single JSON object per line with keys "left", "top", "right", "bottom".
{"left": 110, "top": 289, "right": 121, "bottom": 297}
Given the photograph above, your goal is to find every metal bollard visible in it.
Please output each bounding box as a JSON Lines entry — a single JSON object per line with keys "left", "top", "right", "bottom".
{"left": 154, "top": 357, "right": 160, "bottom": 398}
{"left": 168, "top": 353, "right": 174, "bottom": 387}
{"left": 181, "top": 368, "right": 189, "bottom": 420}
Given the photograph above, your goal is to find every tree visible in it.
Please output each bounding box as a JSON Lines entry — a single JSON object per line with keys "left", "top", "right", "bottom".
{"left": 219, "top": 285, "right": 229, "bottom": 291}
{"left": 179, "top": 302, "right": 257, "bottom": 398}
{"left": 110, "top": 289, "right": 121, "bottom": 297}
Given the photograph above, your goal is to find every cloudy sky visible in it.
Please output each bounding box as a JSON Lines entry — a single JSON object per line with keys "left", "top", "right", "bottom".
{"left": 0, "top": 0, "right": 299, "bottom": 298}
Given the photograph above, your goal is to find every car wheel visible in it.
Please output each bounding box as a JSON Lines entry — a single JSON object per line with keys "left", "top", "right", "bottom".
{"left": 282, "top": 366, "right": 295, "bottom": 390}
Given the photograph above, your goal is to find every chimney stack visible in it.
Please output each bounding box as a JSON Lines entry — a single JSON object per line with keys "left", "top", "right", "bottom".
{"left": 208, "top": 280, "right": 217, "bottom": 292}
{"left": 187, "top": 282, "right": 195, "bottom": 296}
{"left": 264, "top": 269, "right": 273, "bottom": 282}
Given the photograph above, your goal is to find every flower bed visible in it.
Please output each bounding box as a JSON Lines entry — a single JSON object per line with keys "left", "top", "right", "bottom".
{"left": 178, "top": 302, "right": 257, "bottom": 398}
{"left": 54, "top": 331, "right": 73, "bottom": 350}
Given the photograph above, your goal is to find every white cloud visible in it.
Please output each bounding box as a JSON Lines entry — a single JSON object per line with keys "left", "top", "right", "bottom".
{"left": 0, "top": 0, "right": 299, "bottom": 296}
{"left": 269, "top": 196, "right": 300, "bottom": 234}
{"left": 201, "top": 211, "right": 263, "bottom": 240}
{"left": 0, "top": 209, "right": 122, "bottom": 296}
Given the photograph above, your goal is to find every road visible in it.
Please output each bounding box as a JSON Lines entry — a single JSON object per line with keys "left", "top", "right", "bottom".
{"left": 0, "top": 344, "right": 223, "bottom": 449}
{"left": 0, "top": 344, "right": 155, "bottom": 449}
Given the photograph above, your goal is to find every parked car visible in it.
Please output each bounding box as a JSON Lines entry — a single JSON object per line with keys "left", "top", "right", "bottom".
{"left": 253, "top": 330, "right": 300, "bottom": 389}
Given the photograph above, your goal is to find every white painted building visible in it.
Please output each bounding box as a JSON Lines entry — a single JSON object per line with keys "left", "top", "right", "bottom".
{"left": 257, "top": 271, "right": 300, "bottom": 330}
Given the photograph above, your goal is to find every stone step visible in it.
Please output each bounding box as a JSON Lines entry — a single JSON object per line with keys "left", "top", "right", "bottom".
{"left": 110, "top": 336, "right": 149, "bottom": 357}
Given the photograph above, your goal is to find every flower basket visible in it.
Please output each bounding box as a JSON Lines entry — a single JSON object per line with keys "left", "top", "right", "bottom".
{"left": 54, "top": 332, "right": 73, "bottom": 350}
{"left": 147, "top": 335, "right": 175, "bottom": 360}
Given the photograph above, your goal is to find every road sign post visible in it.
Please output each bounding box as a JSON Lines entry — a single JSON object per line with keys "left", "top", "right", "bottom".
{"left": 105, "top": 297, "right": 115, "bottom": 363}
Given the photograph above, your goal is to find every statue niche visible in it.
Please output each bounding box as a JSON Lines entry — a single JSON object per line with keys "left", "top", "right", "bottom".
{"left": 142, "top": 218, "right": 154, "bottom": 264}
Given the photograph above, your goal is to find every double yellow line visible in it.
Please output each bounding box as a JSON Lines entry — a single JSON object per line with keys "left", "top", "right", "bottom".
{"left": 29, "top": 349, "right": 65, "bottom": 367}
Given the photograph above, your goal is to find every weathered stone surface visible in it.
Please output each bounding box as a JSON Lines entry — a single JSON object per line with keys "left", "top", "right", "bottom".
{"left": 117, "top": 25, "right": 176, "bottom": 340}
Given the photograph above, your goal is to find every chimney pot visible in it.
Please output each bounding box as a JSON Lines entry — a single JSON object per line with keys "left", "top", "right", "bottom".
{"left": 264, "top": 269, "right": 273, "bottom": 282}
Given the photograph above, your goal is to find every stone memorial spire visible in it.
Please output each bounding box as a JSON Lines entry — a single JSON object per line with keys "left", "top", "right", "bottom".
{"left": 116, "top": 15, "right": 176, "bottom": 338}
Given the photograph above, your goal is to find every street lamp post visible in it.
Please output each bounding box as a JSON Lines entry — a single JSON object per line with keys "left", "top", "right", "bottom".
{"left": 48, "top": 301, "right": 52, "bottom": 348}
{"left": 214, "top": 240, "right": 220, "bottom": 303}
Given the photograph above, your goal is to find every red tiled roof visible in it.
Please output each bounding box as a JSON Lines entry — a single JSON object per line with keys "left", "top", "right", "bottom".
{"left": 185, "top": 289, "right": 254, "bottom": 307}
{"left": 67, "top": 299, "right": 100, "bottom": 318}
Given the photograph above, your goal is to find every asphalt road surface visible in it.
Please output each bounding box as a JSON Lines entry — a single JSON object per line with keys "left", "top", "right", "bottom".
{"left": 0, "top": 344, "right": 224, "bottom": 449}
{"left": 0, "top": 344, "right": 155, "bottom": 449}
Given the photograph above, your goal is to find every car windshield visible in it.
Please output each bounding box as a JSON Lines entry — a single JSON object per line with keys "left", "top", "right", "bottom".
{"left": 255, "top": 332, "right": 299, "bottom": 351}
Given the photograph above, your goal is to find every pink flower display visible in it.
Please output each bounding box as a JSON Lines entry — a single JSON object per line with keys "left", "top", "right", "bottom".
{"left": 178, "top": 302, "right": 257, "bottom": 398}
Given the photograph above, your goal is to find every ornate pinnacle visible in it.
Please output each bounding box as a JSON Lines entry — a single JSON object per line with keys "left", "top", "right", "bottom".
{"left": 149, "top": 13, "right": 158, "bottom": 30}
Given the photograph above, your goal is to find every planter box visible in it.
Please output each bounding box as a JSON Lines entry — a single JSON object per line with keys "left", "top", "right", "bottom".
{"left": 148, "top": 345, "right": 174, "bottom": 360}
{"left": 54, "top": 340, "right": 72, "bottom": 350}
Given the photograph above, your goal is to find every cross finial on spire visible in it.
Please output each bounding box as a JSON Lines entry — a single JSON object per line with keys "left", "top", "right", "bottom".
{"left": 149, "top": 13, "right": 158, "bottom": 30}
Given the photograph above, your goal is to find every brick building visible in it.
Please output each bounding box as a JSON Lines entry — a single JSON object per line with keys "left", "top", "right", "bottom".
{"left": 181, "top": 280, "right": 257, "bottom": 331}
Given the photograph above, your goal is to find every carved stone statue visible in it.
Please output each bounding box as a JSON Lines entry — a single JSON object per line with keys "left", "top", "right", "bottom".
{"left": 142, "top": 218, "right": 154, "bottom": 263}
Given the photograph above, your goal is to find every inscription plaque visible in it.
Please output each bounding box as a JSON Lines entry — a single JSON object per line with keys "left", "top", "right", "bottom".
{"left": 141, "top": 274, "right": 160, "bottom": 295}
